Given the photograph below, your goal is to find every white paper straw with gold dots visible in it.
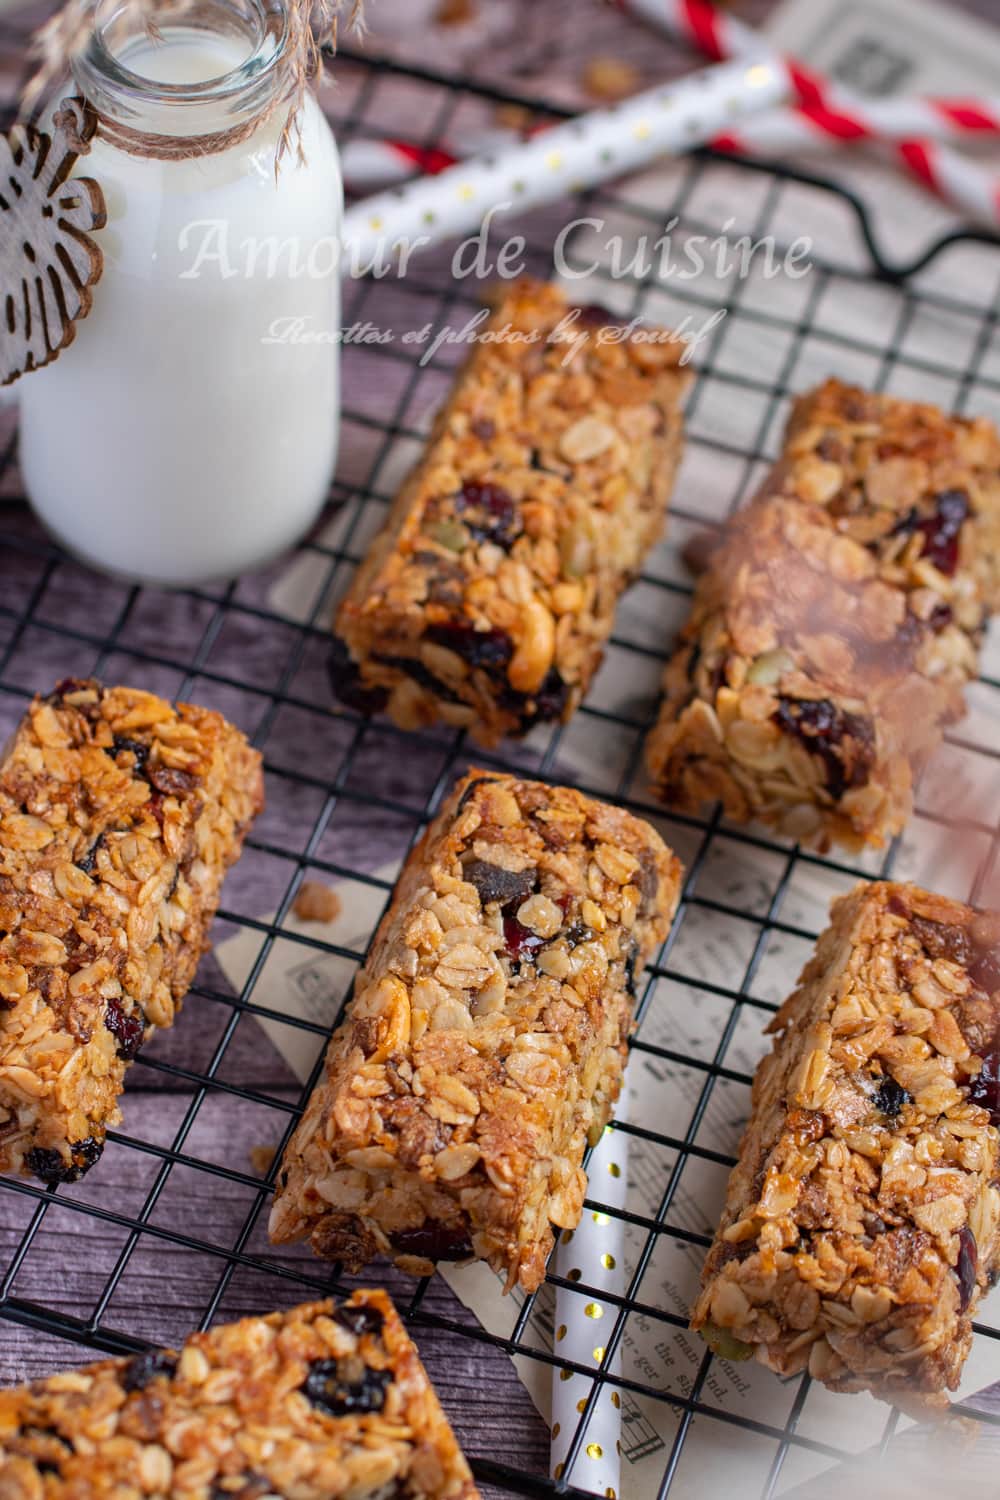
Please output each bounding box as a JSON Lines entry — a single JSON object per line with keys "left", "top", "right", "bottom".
{"left": 340, "top": 57, "right": 787, "bottom": 270}
{"left": 550, "top": 1089, "right": 631, "bottom": 1498}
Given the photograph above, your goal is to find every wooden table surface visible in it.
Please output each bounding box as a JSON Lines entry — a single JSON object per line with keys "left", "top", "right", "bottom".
{"left": 0, "top": 0, "right": 998, "bottom": 1495}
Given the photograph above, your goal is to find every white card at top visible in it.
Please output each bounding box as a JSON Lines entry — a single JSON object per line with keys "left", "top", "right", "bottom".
{"left": 765, "top": 0, "right": 1000, "bottom": 95}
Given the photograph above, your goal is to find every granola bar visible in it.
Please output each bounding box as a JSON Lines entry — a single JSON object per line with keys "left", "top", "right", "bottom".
{"left": 0, "top": 679, "right": 263, "bottom": 1184}
{"left": 0, "top": 1292, "right": 478, "bottom": 1498}
{"left": 269, "top": 771, "right": 681, "bottom": 1292}
{"left": 331, "top": 278, "right": 689, "bottom": 745}
{"left": 692, "top": 881, "right": 1000, "bottom": 1407}
{"left": 646, "top": 379, "right": 1000, "bottom": 850}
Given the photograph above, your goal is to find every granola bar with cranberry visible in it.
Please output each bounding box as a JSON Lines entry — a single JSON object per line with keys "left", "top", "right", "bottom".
{"left": 331, "top": 279, "right": 689, "bottom": 745}
{"left": 269, "top": 771, "right": 681, "bottom": 1292}
{"left": 0, "top": 679, "right": 263, "bottom": 1185}
{"left": 0, "top": 1292, "right": 477, "bottom": 1499}
{"left": 646, "top": 380, "right": 1000, "bottom": 850}
{"left": 693, "top": 881, "right": 1000, "bottom": 1408}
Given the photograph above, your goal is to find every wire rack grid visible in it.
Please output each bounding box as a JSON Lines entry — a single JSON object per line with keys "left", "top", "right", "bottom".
{"left": 0, "top": 35, "right": 999, "bottom": 1500}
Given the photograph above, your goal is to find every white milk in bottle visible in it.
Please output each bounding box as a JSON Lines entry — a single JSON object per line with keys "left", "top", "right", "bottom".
{"left": 19, "top": 0, "right": 342, "bottom": 586}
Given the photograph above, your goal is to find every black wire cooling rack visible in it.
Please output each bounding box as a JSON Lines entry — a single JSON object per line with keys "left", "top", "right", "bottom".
{"left": 1, "top": 34, "right": 1000, "bottom": 1500}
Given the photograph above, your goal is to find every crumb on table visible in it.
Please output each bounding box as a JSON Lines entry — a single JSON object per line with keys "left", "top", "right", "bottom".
{"left": 249, "top": 1144, "right": 278, "bottom": 1176}
{"left": 294, "top": 880, "right": 343, "bottom": 924}
{"left": 435, "top": 0, "right": 475, "bottom": 23}
{"left": 581, "top": 56, "right": 641, "bottom": 101}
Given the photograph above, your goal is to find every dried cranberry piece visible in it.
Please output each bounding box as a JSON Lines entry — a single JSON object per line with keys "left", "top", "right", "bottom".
{"left": 25, "top": 1135, "right": 103, "bottom": 1185}
{"left": 121, "top": 1350, "right": 178, "bottom": 1393}
{"left": 463, "top": 859, "right": 536, "bottom": 908}
{"left": 533, "top": 668, "right": 571, "bottom": 722}
{"left": 454, "top": 481, "right": 519, "bottom": 550}
{"left": 389, "top": 1222, "right": 474, "bottom": 1261}
{"left": 466, "top": 482, "right": 513, "bottom": 522}
{"left": 109, "top": 736, "right": 150, "bottom": 773}
{"left": 920, "top": 489, "right": 969, "bottom": 575}
{"left": 105, "top": 998, "right": 145, "bottom": 1060}
{"left": 773, "top": 698, "right": 875, "bottom": 801}
{"left": 956, "top": 1225, "right": 978, "bottom": 1314}
{"left": 911, "top": 916, "right": 971, "bottom": 968}
{"left": 886, "top": 893, "right": 910, "bottom": 918}
{"left": 892, "top": 488, "right": 969, "bottom": 576}
{"left": 146, "top": 764, "right": 196, "bottom": 797}
{"left": 873, "top": 1076, "right": 911, "bottom": 1117}
{"left": 501, "top": 668, "right": 570, "bottom": 731}
{"left": 968, "top": 1044, "right": 1000, "bottom": 1126}
{"left": 424, "top": 621, "right": 513, "bottom": 675}
{"left": 470, "top": 416, "right": 496, "bottom": 441}
{"left": 302, "top": 1358, "right": 391, "bottom": 1417}
{"left": 332, "top": 1304, "right": 385, "bottom": 1339}
{"left": 572, "top": 302, "right": 625, "bottom": 328}
{"left": 328, "top": 638, "right": 389, "bottom": 716}
{"left": 503, "top": 914, "right": 546, "bottom": 964}
{"left": 73, "top": 1136, "right": 104, "bottom": 1172}
{"left": 972, "top": 949, "right": 1000, "bottom": 996}
{"left": 777, "top": 698, "right": 834, "bottom": 739}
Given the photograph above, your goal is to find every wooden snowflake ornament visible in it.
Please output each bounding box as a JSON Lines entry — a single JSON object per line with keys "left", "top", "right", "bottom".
{"left": 0, "top": 98, "right": 106, "bottom": 386}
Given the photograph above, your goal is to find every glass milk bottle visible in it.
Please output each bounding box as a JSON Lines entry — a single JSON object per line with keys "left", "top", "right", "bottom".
{"left": 19, "top": 0, "right": 342, "bottom": 586}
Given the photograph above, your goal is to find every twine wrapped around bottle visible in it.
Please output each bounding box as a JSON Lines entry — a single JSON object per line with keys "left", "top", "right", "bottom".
{"left": 24, "top": 0, "right": 363, "bottom": 163}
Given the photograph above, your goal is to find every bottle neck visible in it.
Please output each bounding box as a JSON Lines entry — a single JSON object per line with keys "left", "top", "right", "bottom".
{"left": 72, "top": 0, "right": 293, "bottom": 156}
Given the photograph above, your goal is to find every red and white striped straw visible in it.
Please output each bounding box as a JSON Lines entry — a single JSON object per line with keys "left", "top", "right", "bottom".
{"left": 340, "top": 137, "right": 459, "bottom": 189}
{"left": 340, "top": 55, "right": 788, "bottom": 268}
{"left": 616, "top": 0, "right": 1000, "bottom": 137}
{"left": 615, "top": 0, "right": 1000, "bottom": 222}
{"left": 339, "top": 9, "right": 1000, "bottom": 223}
{"left": 338, "top": 0, "right": 1000, "bottom": 235}
{"left": 712, "top": 112, "right": 1000, "bottom": 225}
{"left": 341, "top": 118, "right": 1000, "bottom": 227}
